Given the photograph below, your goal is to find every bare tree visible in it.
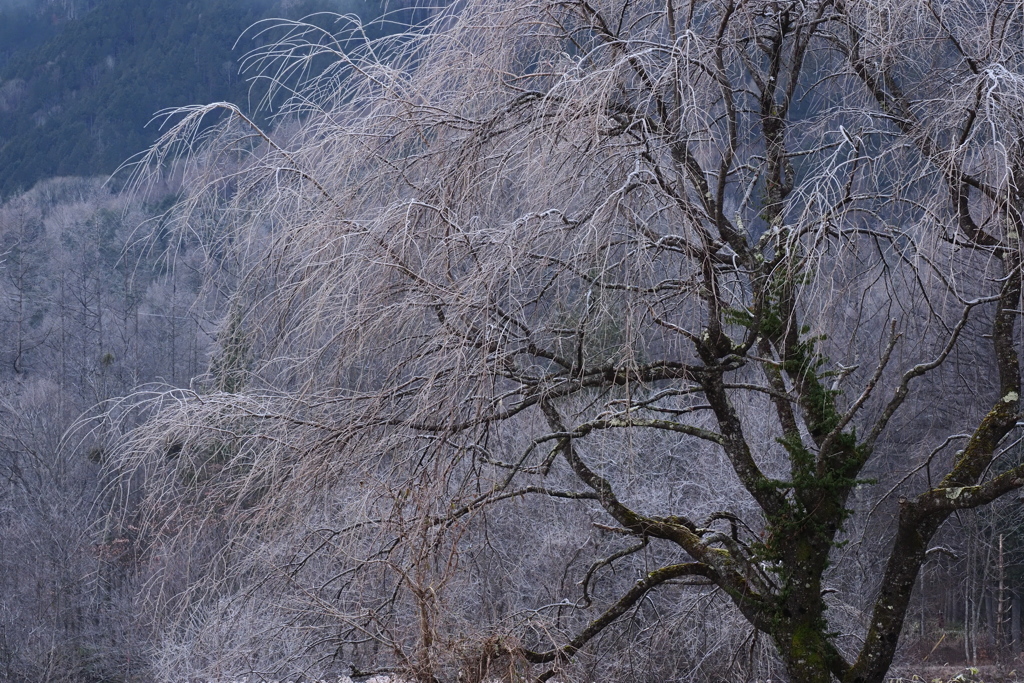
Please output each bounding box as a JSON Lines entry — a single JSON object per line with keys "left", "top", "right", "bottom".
{"left": 113, "top": 1, "right": 1024, "bottom": 681}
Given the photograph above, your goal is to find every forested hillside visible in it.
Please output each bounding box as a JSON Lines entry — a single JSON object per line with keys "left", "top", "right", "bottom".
{"left": 0, "top": 176, "right": 211, "bottom": 681}
{"left": 0, "top": 0, "right": 388, "bottom": 197}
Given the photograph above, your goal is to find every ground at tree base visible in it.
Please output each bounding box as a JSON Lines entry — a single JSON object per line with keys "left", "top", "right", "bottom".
{"left": 205, "top": 670, "right": 1023, "bottom": 683}
{"left": 887, "top": 664, "right": 1024, "bottom": 682}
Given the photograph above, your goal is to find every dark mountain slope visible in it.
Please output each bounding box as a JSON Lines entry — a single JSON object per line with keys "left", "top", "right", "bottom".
{"left": 0, "top": 0, "right": 384, "bottom": 198}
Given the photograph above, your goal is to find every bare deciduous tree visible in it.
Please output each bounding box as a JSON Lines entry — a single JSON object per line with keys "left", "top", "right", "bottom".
{"left": 113, "top": 1, "right": 1024, "bottom": 681}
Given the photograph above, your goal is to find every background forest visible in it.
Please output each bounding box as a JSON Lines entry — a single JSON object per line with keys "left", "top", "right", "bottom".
{"left": 5, "top": 1, "right": 1024, "bottom": 682}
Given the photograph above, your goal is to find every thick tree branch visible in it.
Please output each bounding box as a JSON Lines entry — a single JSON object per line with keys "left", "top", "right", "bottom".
{"left": 519, "top": 561, "right": 714, "bottom": 666}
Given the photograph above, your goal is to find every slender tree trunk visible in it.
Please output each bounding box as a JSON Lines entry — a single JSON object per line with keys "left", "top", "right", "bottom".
{"left": 998, "top": 534, "right": 1007, "bottom": 660}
